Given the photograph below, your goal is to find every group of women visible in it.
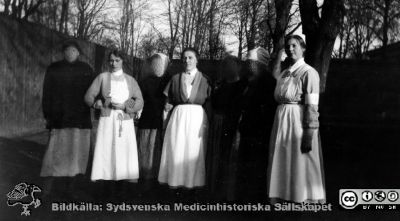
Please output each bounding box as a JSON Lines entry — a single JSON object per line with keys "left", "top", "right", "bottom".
{"left": 40, "top": 34, "right": 325, "bottom": 204}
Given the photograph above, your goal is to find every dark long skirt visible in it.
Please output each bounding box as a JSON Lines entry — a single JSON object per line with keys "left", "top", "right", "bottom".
{"left": 137, "top": 129, "right": 163, "bottom": 180}
{"left": 206, "top": 114, "right": 239, "bottom": 201}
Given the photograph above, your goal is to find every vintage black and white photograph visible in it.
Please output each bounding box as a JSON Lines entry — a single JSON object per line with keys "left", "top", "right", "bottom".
{"left": 0, "top": 0, "right": 399, "bottom": 220}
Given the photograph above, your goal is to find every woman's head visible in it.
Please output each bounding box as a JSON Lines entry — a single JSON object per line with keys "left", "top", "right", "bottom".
{"left": 181, "top": 47, "right": 199, "bottom": 71}
{"left": 285, "top": 35, "right": 306, "bottom": 62}
{"left": 148, "top": 53, "right": 169, "bottom": 77}
{"left": 62, "top": 41, "right": 81, "bottom": 63}
{"left": 108, "top": 49, "right": 124, "bottom": 72}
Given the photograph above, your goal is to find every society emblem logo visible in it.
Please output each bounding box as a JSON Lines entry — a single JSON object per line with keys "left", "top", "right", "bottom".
{"left": 5, "top": 182, "right": 42, "bottom": 216}
{"left": 387, "top": 191, "right": 399, "bottom": 202}
{"left": 340, "top": 191, "right": 358, "bottom": 209}
{"left": 361, "top": 191, "right": 373, "bottom": 202}
{"left": 374, "top": 191, "right": 386, "bottom": 202}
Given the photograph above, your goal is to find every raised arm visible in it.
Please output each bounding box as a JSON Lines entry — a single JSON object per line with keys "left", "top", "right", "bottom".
{"left": 271, "top": 48, "right": 285, "bottom": 80}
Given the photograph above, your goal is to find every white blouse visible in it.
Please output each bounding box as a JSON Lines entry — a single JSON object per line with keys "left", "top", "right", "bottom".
{"left": 110, "top": 70, "right": 129, "bottom": 104}
{"left": 183, "top": 68, "right": 198, "bottom": 98}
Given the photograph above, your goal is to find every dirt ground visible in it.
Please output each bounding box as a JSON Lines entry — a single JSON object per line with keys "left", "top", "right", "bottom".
{"left": 1, "top": 125, "right": 399, "bottom": 220}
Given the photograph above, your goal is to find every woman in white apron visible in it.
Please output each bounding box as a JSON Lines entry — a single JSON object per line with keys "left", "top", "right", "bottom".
{"left": 158, "top": 48, "right": 211, "bottom": 190}
{"left": 85, "top": 50, "right": 143, "bottom": 185}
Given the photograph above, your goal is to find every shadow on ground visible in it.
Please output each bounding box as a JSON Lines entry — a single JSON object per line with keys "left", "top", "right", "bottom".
{"left": 1, "top": 126, "right": 399, "bottom": 220}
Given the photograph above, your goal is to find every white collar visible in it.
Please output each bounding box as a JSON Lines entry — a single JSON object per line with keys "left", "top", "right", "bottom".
{"left": 288, "top": 58, "right": 305, "bottom": 73}
{"left": 185, "top": 68, "right": 198, "bottom": 76}
{"left": 111, "top": 69, "right": 123, "bottom": 76}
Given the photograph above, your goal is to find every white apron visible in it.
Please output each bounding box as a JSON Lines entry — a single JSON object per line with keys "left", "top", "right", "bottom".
{"left": 158, "top": 104, "right": 208, "bottom": 188}
{"left": 91, "top": 76, "right": 139, "bottom": 181}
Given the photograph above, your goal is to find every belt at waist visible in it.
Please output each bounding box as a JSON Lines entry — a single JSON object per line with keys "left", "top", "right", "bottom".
{"left": 177, "top": 103, "right": 201, "bottom": 106}
{"left": 279, "top": 102, "right": 301, "bottom": 105}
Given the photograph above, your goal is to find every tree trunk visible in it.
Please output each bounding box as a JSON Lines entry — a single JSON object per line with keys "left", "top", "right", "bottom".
{"left": 270, "top": 0, "right": 292, "bottom": 78}
{"left": 209, "top": 0, "right": 216, "bottom": 60}
{"left": 3, "top": 0, "right": 11, "bottom": 15}
{"left": 300, "top": 0, "right": 345, "bottom": 92}
{"left": 59, "top": 0, "right": 70, "bottom": 33}
{"left": 381, "top": 0, "right": 390, "bottom": 58}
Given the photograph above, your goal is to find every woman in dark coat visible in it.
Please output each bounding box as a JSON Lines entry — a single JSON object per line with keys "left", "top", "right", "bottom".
{"left": 41, "top": 41, "right": 95, "bottom": 196}
{"left": 236, "top": 47, "right": 277, "bottom": 202}
{"left": 207, "top": 55, "right": 246, "bottom": 201}
{"left": 137, "top": 53, "right": 169, "bottom": 188}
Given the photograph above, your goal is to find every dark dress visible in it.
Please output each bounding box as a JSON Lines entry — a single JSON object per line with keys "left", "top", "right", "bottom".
{"left": 236, "top": 73, "right": 277, "bottom": 202}
{"left": 207, "top": 79, "right": 247, "bottom": 200}
{"left": 42, "top": 60, "right": 94, "bottom": 129}
{"left": 137, "top": 75, "right": 169, "bottom": 180}
{"left": 40, "top": 59, "right": 95, "bottom": 177}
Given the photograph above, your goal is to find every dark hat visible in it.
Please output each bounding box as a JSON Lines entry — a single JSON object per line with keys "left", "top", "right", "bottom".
{"left": 62, "top": 40, "right": 82, "bottom": 53}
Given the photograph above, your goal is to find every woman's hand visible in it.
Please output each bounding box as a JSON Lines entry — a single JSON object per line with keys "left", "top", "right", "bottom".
{"left": 93, "top": 100, "right": 103, "bottom": 109}
{"left": 301, "top": 128, "right": 315, "bottom": 153}
{"left": 165, "top": 103, "right": 173, "bottom": 112}
{"left": 135, "top": 109, "right": 142, "bottom": 120}
{"left": 111, "top": 102, "right": 126, "bottom": 110}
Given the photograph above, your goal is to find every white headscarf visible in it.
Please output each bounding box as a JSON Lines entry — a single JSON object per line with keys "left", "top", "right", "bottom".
{"left": 247, "top": 47, "right": 270, "bottom": 66}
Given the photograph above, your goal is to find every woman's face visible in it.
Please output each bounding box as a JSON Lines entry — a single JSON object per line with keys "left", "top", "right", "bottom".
{"left": 151, "top": 58, "right": 165, "bottom": 77}
{"left": 109, "top": 54, "right": 123, "bottom": 72}
{"left": 64, "top": 46, "right": 80, "bottom": 63}
{"left": 285, "top": 38, "right": 305, "bottom": 62}
{"left": 182, "top": 51, "right": 198, "bottom": 71}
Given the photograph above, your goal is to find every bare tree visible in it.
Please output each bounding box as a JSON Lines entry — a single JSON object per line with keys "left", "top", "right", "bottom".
{"left": 270, "top": 0, "right": 293, "bottom": 78}
{"left": 119, "top": 0, "right": 149, "bottom": 56}
{"left": 299, "top": 0, "right": 345, "bottom": 91}
{"left": 365, "top": 0, "right": 400, "bottom": 57}
{"left": 151, "top": 0, "right": 230, "bottom": 59}
{"left": 2, "top": 0, "right": 45, "bottom": 19}
{"left": 166, "top": 0, "right": 183, "bottom": 58}
{"left": 59, "top": 0, "right": 70, "bottom": 34}
{"left": 73, "top": 0, "right": 107, "bottom": 40}
{"left": 334, "top": 0, "right": 400, "bottom": 59}
{"left": 29, "top": 0, "right": 59, "bottom": 30}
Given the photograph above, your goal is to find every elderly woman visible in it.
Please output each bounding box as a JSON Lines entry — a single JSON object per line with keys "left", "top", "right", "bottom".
{"left": 267, "top": 35, "right": 325, "bottom": 203}
{"left": 137, "top": 53, "right": 169, "bottom": 186}
{"left": 41, "top": 40, "right": 94, "bottom": 196}
{"left": 235, "top": 47, "right": 277, "bottom": 202}
{"left": 158, "top": 48, "right": 211, "bottom": 189}
{"left": 207, "top": 55, "right": 245, "bottom": 200}
{"left": 85, "top": 50, "right": 143, "bottom": 183}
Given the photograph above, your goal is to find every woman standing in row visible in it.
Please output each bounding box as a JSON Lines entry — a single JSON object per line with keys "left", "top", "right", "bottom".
{"left": 207, "top": 55, "right": 245, "bottom": 201}
{"left": 137, "top": 53, "right": 170, "bottom": 189}
{"left": 234, "top": 47, "right": 277, "bottom": 202}
{"left": 85, "top": 50, "right": 143, "bottom": 185}
{"left": 158, "top": 48, "right": 212, "bottom": 189}
{"left": 41, "top": 41, "right": 94, "bottom": 196}
{"left": 267, "top": 35, "right": 325, "bottom": 203}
